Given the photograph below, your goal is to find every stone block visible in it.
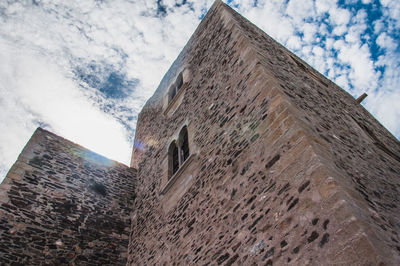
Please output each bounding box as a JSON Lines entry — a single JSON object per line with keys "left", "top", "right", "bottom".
{"left": 319, "top": 177, "right": 339, "bottom": 199}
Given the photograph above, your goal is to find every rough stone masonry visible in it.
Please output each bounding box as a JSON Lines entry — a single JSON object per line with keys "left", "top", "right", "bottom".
{"left": 0, "top": 128, "right": 136, "bottom": 265}
{"left": 1, "top": 0, "right": 400, "bottom": 265}
{"left": 129, "top": 1, "right": 400, "bottom": 265}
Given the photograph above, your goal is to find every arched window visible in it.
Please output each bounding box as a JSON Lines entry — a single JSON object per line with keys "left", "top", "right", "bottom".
{"left": 168, "top": 141, "right": 179, "bottom": 179}
{"left": 169, "top": 86, "right": 176, "bottom": 101}
{"left": 179, "top": 126, "right": 190, "bottom": 162}
{"left": 168, "top": 126, "right": 191, "bottom": 178}
{"left": 168, "top": 72, "right": 184, "bottom": 102}
{"left": 176, "top": 72, "right": 183, "bottom": 91}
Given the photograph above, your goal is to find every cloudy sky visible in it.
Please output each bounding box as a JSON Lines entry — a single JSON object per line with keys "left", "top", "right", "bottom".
{"left": 0, "top": 0, "right": 399, "bottom": 182}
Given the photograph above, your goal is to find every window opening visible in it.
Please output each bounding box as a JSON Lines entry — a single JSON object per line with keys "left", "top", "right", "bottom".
{"left": 180, "top": 127, "right": 190, "bottom": 162}
{"left": 172, "top": 145, "right": 179, "bottom": 174}
{"left": 176, "top": 73, "right": 183, "bottom": 91}
{"left": 168, "top": 126, "right": 191, "bottom": 179}
{"left": 169, "top": 72, "right": 184, "bottom": 102}
{"left": 168, "top": 141, "right": 179, "bottom": 179}
{"left": 169, "top": 87, "right": 176, "bottom": 101}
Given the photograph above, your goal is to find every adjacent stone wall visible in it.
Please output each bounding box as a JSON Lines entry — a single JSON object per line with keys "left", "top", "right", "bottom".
{"left": 0, "top": 128, "right": 136, "bottom": 265}
{"left": 129, "top": 1, "right": 400, "bottom": 265}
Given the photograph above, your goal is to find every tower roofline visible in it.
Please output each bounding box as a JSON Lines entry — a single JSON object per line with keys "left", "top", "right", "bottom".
{"left": 143, "top": 0, "right": 229, "bottom": 108}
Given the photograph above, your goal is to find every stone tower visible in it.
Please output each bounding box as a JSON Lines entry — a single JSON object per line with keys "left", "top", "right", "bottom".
{"left": 129, "top": 0, "right": 400, "bottom": 265}
{"left": 0, "top": 0, "right": 400, "bottom": 265}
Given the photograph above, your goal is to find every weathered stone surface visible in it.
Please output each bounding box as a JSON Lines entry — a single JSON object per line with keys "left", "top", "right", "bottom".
{"left": 0, "top": 128, "right": 136, "bottom": 265}
{"left": 1, "top": 0, "right": 400, "bottom": 265}
{"left": 129, "top": 1, "right": 400, "bottom": 265}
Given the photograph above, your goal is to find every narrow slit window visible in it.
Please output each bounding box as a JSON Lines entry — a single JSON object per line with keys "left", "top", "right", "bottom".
{"left": 176, "top": 73, "right": 183, "bottom": 92}
{"left": 180, "top": 126, "right": 190, "bottom": 162}
{"left": 168, "top": 72, "right": 184, "bottom": 102}
{"left": 169, "top": 87, "right": 177, "bottom": 101}
{"left": 168, "top": 141, "right": 179, "bottom": 179}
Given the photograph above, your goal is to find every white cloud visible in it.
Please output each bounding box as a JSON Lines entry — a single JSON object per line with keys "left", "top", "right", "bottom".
{"left": 312, "top": 46, "right": 324, "bottom": 57}
{"left": 325, "top": 38, "right": 334, "bottom": 50}
{"left": 335, "top": 74, "right": 350, "bottom": 90}
{"left": 286, "top": 35, "right": 302, "bottom": 50}
{"left": 301, "top": 23, "right": 318, "bottom": 43}
{"left": 366, "top": 88, "right": 400, "bottom": 138}
{"left": 0, "top": 40, "right": 131, "bottom": 170}
{"left": 329, "top": 7, "right": 351, "bottom": 25}
{"left": 373, "top": 19, "right": 385, "bottom": 34}
{"left": 315, "top": 0, "right": 338, "bottom": 14}
{"left": 337, "top": 43, "right": 379, "bottom": 93}
{"left": 237, "top": 1, "right": 295, "bottom": 43}
{"left": 380, "top": 0, "right": 400, "bottom": 21}
{"left": 286, "top": 0, "right": 315, "bottom": 23}
{"left": 333, "top": 25, "right": 347, "bottom": 36}
{"left": 376, "top": 32, "right": 397, "bottom": 51}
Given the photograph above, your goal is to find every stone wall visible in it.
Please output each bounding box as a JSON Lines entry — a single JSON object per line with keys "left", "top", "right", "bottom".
{"left": 0, "top": 128, "right": 136, "bottom": 265}
{"left": 230, "top": 3, "right": 400, "bottom": 264}
{"left": 129, "top": 1, "right": 400, "bottom": 265}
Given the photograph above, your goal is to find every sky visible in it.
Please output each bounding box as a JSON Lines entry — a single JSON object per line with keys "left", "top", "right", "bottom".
{"left": 0, "top": 0, "right": 399, "bottom": 182}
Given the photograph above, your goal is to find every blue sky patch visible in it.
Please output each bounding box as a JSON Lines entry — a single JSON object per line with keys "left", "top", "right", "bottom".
{"left": 76, "top": 64, "right": 138, "bottom": 99}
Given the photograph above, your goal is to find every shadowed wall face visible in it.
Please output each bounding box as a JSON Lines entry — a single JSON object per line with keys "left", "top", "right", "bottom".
{"left": 0, "top": 128, "right": 136, "bottom": 265}
{"left": 230, "top": 3, "right": 400, "bottom": 263}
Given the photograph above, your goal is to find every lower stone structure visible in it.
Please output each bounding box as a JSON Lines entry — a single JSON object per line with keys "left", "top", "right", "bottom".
{"left": 0, "top": 128, "right": 136, "bottom": 265}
